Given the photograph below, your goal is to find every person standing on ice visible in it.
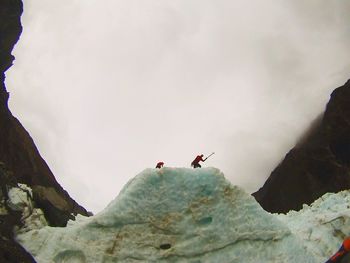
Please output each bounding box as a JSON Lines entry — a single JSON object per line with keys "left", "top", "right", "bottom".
{"left": 191, "top": 154, "right": 206, "bottom": 168}
{"left": 191, "top": 153, "right": 215, "bottom": 168}
{"left": 326, "top": 237, "right": 350, "bottom": 263}
{"left": 155, "top": 162, "right": 164, "bottom": 168}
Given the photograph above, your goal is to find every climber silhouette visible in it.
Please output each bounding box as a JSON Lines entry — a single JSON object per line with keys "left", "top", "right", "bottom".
{"left": 156, "top": 162, "right": 164, "bottom": 169}
{"left": 191, "top": 154, "right": 206, "bottom": 168}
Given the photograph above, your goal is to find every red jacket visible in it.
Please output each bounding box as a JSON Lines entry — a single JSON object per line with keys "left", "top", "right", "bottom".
{"left": 326, "top": 238, "right": 350, "bottom": 262}
{"left": 156, "top": 162, "right": 164, "bottom": 168}
{"left": 192, "top": 155, "right": 204, "bottom": 165}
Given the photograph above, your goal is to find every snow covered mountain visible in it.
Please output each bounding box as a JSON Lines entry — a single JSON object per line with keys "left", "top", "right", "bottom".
{"left": 13, "top": 167, "right": 349, "bottom": 262}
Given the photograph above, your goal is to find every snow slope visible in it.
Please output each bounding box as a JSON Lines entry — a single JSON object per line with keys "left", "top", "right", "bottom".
{"left": 15, "top": 168, "right": 316, "bottom": 262}
{"left": 14, "top": 168, "right": 349, "bottom": 262}
{"left": 278, "top": 190, "right": 350, "bottom": 261}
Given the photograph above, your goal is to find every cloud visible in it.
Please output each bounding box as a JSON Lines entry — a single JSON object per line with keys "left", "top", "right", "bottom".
{"left": 5, "top": 0, "right": 350, "bottom": 213}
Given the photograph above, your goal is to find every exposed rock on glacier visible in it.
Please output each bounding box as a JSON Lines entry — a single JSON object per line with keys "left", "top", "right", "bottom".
{"left": 253, "top": 79, "right": 350, "bottom": 213}
{"left": 17, "top": 168, "right": 315, "bottom": 263}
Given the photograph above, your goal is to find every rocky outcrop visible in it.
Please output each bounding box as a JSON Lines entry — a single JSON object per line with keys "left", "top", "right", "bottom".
{"left": 253, "top": 79, "right": 350, "bottom": 213}
{"left": 0, "top": 0, "right": 90, "bottom": 259}
{"left": 0, "top": 1, "right": 36, "bottom": 261}
{"left": 0, "top": 0, "right": 89, "bottom": 227}
{"left": 0, "top": 0, "right": 22, "bottom": 114}
{"left": 0, "top": 0, "right": 88, "bottom": 263}
{"left": 0, "top": 163, "right": 36, "bottom": 262}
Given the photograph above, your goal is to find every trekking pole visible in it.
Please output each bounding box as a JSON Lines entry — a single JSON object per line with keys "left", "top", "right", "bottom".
{"left": 204, "top": 152, "right": 215, "bottom": 161}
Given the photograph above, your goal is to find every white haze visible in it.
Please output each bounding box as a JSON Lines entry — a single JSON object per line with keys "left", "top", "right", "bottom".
{"left": 6, "top": 0, "right": 350, "bottom": 213}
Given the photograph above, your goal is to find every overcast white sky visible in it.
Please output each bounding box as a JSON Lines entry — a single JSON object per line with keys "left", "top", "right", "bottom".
{"left": 5, "top": 0, "right": 350, "bottom": 213}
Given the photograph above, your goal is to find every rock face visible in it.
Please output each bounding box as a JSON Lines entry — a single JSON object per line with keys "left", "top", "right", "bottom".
{"left": 0, "top": 0, "right": 90, "bottom": 261}
{"left": 0, "top": 163, "right": 36, "bottom": 262}
{"left": 0, "top": 0, "right": 22, "bottom": 114}
{"left": 0, "top": 0, "right": 89, "bottom": 227}
{"left": 253, "top": 79, "right": 350, "bottom": 213}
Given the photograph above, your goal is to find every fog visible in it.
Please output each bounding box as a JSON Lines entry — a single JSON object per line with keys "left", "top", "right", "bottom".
{"left": 6, "top": 0, "right": 350, "bottom": 213}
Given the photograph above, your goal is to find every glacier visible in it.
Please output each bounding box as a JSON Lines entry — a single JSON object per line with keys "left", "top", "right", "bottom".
{"left": 13, "top": 167, "right": 350, "bottom": 262}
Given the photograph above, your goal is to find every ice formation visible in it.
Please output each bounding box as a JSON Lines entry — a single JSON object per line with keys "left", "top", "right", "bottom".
{"left": 4, "top": 183, "right": 48, "bottom": 232}
{"left": 278, "top": 190, "right": 350, "bottom": 261}
{"left": 14, "top": 168, "right": 349, "bottom": 262}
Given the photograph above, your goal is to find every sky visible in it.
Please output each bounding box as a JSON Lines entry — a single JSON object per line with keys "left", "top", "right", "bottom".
{"left": 5, "top": 0, "right": 350, "bottom": 213}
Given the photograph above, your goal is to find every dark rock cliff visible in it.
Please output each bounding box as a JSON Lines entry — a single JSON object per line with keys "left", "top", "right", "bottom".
{"left": 0, "top": 0, "right": 90, "bottom": 261}
{"left": 253, "top": 79, "right": 350, "bottom": 213}
{"left": 0, "top": 163, "right": 36, "bottom": 262}
{"left": 0, "top": 0, "right": 89, "bottom": 227}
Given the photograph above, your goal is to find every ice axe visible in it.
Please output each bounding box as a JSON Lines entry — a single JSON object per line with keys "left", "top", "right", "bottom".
{"left": 204, "top": 152, "right": 215, "bottom": 161}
